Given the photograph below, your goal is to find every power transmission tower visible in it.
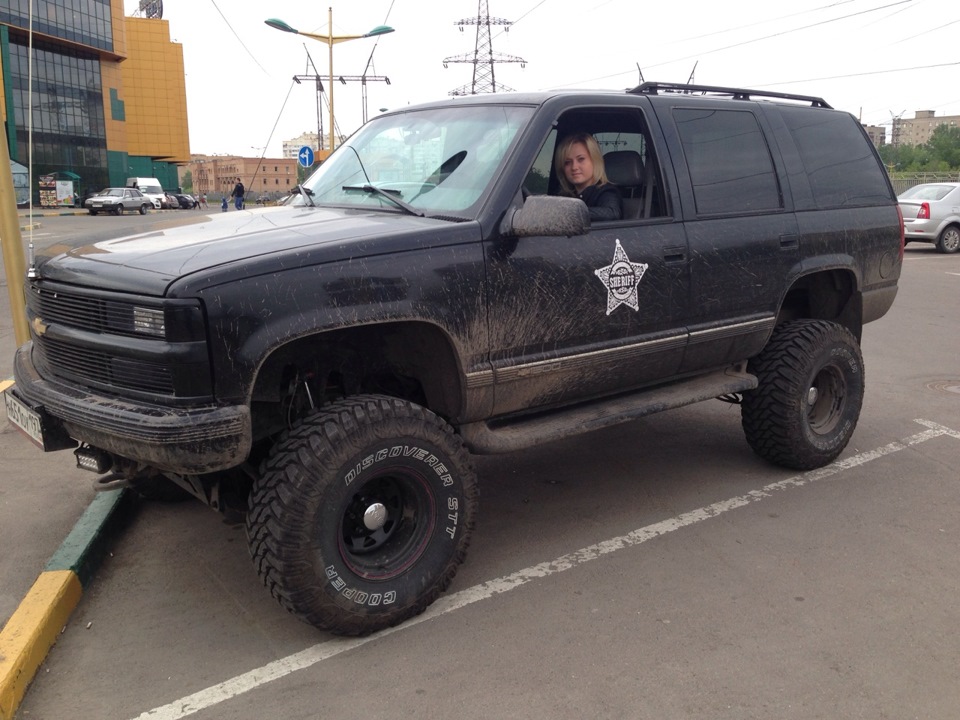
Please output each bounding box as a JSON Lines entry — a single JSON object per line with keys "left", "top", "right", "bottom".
{"left": 889, "top": 109, "right": 906, "bottom": 149}
{"left": 443, "top": 0, "right": 526, "bottom": 96}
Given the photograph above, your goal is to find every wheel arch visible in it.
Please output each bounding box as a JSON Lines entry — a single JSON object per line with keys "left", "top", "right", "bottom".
{"left": 777, "top": 267, "right": 862, "bottom": 341}
{"left": 249, "top": 320, "right": 466, "bottom": 426}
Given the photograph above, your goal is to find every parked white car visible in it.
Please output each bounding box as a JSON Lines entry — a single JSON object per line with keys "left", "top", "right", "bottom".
{"left": 898, "top": 182, "right": 960, "bottom": 254}
{"left": 84, "top": 187, "right": 152, "bottom": 215}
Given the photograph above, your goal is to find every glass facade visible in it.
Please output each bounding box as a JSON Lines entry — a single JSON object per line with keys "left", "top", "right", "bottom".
{"left": 7, "top": 36, "right": 109, "bottom": 192}
{"left": 0, "top": 0, "right": 114, "bottom": 52}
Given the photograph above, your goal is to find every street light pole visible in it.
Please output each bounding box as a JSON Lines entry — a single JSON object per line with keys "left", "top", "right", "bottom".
{"left": 265, "top": 11, "right": 394, "bottom": 155}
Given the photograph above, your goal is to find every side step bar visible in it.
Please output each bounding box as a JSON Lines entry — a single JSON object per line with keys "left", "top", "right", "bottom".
{"left": 459, "top": 366, "right": 757, "bottom": 454}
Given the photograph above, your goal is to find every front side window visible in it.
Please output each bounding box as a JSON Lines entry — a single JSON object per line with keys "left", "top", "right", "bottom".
{"left": 300, "top": 105, "right": 534, "bottom": 216}
{"left": 673, "top": 108, "right": 781, "bottom": 216}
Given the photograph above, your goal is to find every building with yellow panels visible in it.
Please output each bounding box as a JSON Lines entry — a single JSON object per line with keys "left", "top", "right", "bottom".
{"left": 1, "top": 0, "right": 189, "bottom": 203}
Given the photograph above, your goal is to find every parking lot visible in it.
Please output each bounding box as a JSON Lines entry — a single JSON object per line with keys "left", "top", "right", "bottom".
{"left": 2, "top": 214, "right": 959, "bottom": 719}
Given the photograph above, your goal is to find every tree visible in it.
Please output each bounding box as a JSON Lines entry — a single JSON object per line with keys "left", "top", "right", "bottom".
{"left": 880, "top": 124, "right": 960, "bottom": 173}
{"left": 926, "top": 125, "right": 960, "bottom": 169}
{"left": 181, "top": 170, "right": 193, "bottom": 193}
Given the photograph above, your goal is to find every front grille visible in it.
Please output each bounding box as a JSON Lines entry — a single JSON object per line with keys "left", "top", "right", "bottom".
{"left": 25, "top": 281, "right": 212, "bottom": 402}
{"left": 36, "top": 337, "right": 175, "bottom": 394}
{"left": 27, "top": 285, "right": 148, "bottom": 338}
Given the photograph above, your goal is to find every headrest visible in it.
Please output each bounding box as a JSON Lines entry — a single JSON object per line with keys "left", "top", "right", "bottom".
{"left": 604, "top": 150, "right": 644, "bottom": 187}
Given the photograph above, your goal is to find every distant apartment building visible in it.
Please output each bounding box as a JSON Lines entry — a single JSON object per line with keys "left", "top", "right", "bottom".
{"left": 891, "top": 110, "right": 960, "bottom": 147}
{"left": 186, "top": 154, "right": 297, "bottom": 198}
{"left": 282, "top": 132, "right": 321, "bottom": 159}
{"left": 862, "top": 124, "right": 885, "bottom": 148}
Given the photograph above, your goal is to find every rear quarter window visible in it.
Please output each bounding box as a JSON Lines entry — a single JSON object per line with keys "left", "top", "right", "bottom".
{"left": 673, "top": 108, "right": 781, "bottom": 216}
{"left": 779, "top": 106, "right": 892, "bottom": 208}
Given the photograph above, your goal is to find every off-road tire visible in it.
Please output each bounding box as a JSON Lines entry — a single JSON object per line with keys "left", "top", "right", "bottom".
{"left": 936, "top": 225, "right": 960, "bottom": 254}
{"left": 741, "top": 319, "right": 864, "bottom": 470}
{"left": 246, "top": 394, "right": 478, "bottom": 635}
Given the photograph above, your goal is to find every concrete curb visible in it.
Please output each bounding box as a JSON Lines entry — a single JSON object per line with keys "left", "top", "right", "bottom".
{"left": 0, "top": 488, "right": 133, "bottom": 720}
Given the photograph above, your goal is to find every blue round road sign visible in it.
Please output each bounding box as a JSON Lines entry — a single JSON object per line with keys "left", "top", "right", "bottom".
{"left": 298, "top": 146, "right": 315, "bottom": 168}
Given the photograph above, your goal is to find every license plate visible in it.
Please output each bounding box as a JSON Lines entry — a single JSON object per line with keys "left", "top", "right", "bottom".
{"left": 3, "top": 387, "right": 75, "bottom": 451}
{"left": 3, "top": 388, "right": 45, "bottom": 447}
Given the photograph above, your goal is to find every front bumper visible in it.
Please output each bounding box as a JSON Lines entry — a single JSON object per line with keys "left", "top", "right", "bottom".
{"left": 13, "top": 342, "right": 251, "bottom": 475}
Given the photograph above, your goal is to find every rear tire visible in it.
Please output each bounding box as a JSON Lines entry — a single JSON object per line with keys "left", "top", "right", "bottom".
{"left": 936, "top": 225, "right": 960, "bottom": 254}
{"left": 741, "top": 320, "right": 864, "bottom": 470}
{"left": 246, "top": 394, "right": 478, "bottom": 635}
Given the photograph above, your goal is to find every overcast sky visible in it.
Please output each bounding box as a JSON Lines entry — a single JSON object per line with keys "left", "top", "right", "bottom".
{"left": 122, "top": 0, "right": 959, "bottom": 158}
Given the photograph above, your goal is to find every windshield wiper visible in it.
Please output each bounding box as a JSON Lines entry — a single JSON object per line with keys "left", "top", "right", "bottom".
{"left": 342, "top": 184, "right": 425, "bottom": 217}
{"left": 290, "top": 184, "right": 316, "bottom": 206}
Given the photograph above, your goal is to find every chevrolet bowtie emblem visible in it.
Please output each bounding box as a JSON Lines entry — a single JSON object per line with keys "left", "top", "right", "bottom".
{"left": 31, "top": 316, "right": 48, "bottom": 336}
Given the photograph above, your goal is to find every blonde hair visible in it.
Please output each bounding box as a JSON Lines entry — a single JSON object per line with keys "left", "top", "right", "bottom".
{"left": 554, "top": 133, "right": 609, "bottom": 195}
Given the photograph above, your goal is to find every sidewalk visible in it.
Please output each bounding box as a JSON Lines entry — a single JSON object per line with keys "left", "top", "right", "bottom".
{"left": 0, "top": 232, "right": 135, "bottom": 718}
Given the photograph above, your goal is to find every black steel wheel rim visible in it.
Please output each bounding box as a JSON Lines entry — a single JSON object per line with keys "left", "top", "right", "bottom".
{"left": 337, "top": 470, "right": 435, "bottom": 580}
{"left": 807, "top": 364, "right": 845, "bottom": 435}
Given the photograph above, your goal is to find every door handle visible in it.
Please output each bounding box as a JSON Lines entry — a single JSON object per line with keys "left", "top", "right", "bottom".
{"left": 663, "top": 246, "right": 686, "bottom": 263}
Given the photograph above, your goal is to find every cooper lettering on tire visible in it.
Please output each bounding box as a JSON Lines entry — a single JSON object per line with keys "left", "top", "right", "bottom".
{"left": 246, "top": 394, "right": 478, "bottom": 635}
{"left": 740, "top": 319, "right": 864, "bottom": 470}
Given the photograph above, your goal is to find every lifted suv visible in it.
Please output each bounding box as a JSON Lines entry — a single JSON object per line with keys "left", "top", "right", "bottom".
{"left": 6, "top": 82, "right": 904, "bottom": 635}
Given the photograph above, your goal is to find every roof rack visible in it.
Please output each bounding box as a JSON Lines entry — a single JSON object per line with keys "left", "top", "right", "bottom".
{"left": 628, "top": 82, "right": 832, "bottom": 109}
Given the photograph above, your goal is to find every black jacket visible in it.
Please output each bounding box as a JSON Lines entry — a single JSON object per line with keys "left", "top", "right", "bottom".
{"left": 578, "top": 182, "right": 621, "bottom": 221}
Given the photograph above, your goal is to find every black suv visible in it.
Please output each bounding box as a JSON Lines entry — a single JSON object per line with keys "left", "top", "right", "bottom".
{"left": 6, "top": 83, "right": 904, "bottom": 635}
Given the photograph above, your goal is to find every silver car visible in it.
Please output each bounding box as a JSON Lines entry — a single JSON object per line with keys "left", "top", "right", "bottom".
{"left": 898, "top": 182, "right": 960, "bottom": 254}
{"left": 84, "top": 187, "right": 152, "bottom": 216}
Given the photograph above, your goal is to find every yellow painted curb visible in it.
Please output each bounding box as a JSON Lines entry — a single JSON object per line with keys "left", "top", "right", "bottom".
{"left": 0, "top": 571, "right": 82, "bottom": 720}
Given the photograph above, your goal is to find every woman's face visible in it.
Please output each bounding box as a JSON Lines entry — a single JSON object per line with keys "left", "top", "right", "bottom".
{"left": 562, "top": 141, "right": 594, "bottom": 192}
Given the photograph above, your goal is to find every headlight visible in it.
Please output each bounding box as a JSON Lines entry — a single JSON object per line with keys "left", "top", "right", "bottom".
{"left": 132, "top": 306, "right": 165, "bottom": 336}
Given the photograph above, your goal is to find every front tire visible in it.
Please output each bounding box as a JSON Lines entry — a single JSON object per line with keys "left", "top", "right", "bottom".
{"left": 741, "top": 320, "right": 864, "bottom": 470}
{"left": 139, "top": 204, "right": 149, "bottom": 215}
{"left": 113, "top": 204, "right": 123, "bottom": 215}
{"left": 936, "top": 225, "right": 960, "bottom": 254}
{"left": 246, "top": 394, "right": 478, "bottom": 635}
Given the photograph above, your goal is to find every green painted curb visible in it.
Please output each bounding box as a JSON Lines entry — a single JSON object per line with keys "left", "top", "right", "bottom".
{"left": 45, "top": 488, "right": 134, "bottom": 588}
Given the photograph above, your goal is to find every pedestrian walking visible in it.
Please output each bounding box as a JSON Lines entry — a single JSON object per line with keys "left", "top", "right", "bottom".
{"left": 221, "top": 195, "right": 228, "bottom": 212}
{"left": 231, "top": 177, "right": 245, "bottom": 210}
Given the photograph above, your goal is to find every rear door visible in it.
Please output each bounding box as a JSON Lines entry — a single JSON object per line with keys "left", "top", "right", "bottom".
{"left": 657, "top": 99, "right": 799, "bottom": 373}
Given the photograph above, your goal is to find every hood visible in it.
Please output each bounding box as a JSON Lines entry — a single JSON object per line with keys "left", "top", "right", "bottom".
{"left": 35, "top": 206, "right": 465, "bottom": 295}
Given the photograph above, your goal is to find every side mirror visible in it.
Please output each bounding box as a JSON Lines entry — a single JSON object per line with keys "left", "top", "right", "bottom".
{"left": 500, "top": 195, "right": 590, "bottom": 238}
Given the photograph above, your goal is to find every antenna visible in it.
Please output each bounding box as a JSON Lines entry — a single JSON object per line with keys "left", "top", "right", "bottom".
{"left": 442, "top": 0, "right": 527, "bottom": 96}
{"left": 686, "top": 61, "right": 698, "bottom": 86}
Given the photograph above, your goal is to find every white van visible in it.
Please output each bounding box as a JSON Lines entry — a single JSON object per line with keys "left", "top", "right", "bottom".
{"left": 126, "top": 177, "right": 164, "bottom": 209}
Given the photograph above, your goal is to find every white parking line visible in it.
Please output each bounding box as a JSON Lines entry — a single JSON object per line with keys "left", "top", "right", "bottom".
{"left": 132, "top": 419, "right": 960, "bottom": 720}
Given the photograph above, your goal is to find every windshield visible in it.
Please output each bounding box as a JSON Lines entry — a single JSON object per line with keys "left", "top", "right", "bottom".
{"left": 297, "top": 104, "right": 534, "bottom": 216}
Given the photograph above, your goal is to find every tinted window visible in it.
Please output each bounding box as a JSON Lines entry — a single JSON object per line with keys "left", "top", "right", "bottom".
{"left": 673, "top": 108, "right": 781, "bottom": 216}
{"left": 780, "top": 106, "right": 892, "bottom": 208}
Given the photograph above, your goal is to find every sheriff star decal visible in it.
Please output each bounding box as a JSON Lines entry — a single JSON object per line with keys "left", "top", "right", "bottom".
{"left": 594, "top": 239, "right": 648, "bottom": 315}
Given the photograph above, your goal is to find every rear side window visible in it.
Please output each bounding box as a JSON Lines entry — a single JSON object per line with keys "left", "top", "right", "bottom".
{"left": 673, "top": 108, "right": 781, "bottom": 216}
{"left": 779, "top": 106, "right": 892, "bottom": 208}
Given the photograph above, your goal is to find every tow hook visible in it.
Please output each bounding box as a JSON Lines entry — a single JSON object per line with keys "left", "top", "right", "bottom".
{"left": 93, "top": 473, "right": 132, "bottom": 492}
